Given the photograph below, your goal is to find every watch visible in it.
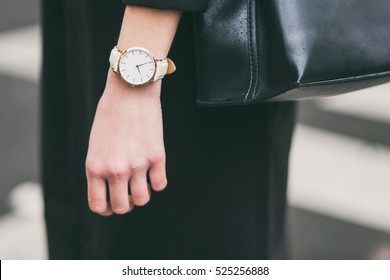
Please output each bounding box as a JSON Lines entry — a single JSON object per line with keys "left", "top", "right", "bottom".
{"left": 109, "top": 46, "right": 176, "bottom": 87}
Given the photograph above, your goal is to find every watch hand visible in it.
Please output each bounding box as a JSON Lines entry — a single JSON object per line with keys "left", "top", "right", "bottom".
{"left": 136, "top": 65, "right": 141, "bottom": 75}
{"left": 136, "top": 61, "right": 154, "bottom": 67}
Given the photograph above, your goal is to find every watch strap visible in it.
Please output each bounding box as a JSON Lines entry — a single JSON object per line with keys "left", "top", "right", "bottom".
{"left": 154, "top": 60, "right": 168, "bottom": 81}
{"left": 154, "top": 59, "right": 176, "bottom": 81}
{"left": 166, "top": 58, "right": 176, "bottom": 75}
{"left": 109, "top": 46, "right": 121, "bottom": 73}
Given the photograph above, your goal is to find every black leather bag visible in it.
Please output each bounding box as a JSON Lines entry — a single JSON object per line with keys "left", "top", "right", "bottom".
{"left": 194, "top": 0, "right": 390, "bottom": 106}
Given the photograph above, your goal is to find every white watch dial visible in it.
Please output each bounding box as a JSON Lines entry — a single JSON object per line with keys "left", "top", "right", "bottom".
{"left": 118, "top": 48, "right": 156, "bottom": 85}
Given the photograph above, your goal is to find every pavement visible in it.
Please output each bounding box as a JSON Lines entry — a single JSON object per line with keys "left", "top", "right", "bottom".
{"left": 1, "top": 0, "right": 390, "bottom": 260}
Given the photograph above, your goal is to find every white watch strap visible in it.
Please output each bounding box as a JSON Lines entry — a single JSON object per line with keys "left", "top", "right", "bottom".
{"left": 154, "top": 59, "right": 169, "bottom": 81}
{"left": 109, "top": 47, "right": 121, "bottom": 72}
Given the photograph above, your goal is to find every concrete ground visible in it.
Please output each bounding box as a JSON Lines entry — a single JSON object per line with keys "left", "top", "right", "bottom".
{"left": 1, "top": 0, "right": 390, "bottom": 260}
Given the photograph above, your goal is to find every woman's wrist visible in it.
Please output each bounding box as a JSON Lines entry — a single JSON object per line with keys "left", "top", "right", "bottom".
{"left": 117, "top": 6, "right": 181, "bottom": 58}
{"left": 105, "top": 68, "right": 162, "bottom": 99}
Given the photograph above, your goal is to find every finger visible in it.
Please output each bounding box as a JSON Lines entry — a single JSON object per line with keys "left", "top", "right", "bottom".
{"left": 130, "top": 170, "right": 151, "bottom": 206}
{"left": 87, "top": 176, "right": 113, "bottom": 216}
{"left": 148, "top": 161, "right": 167, "bottom": 191}
{"left": 103, "top": 202, "right": 114, "bottom": 217}
{"left": 108, "top": 176, "right": 131, "bottom": 214}
{"left": 128, "top": 194, "right": 135, "bottom": 212}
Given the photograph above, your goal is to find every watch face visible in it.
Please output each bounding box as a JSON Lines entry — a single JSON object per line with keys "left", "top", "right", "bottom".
{"left": 119, "top": 48, "right": 156, "bottom": 85}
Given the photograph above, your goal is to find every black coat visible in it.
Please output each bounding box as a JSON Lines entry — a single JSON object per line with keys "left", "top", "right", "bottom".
{"left": 122, "top": 0, "right": 209, "bottom": 12}
{"left": 41, "top": 0, "right": 295, "bottom": 259}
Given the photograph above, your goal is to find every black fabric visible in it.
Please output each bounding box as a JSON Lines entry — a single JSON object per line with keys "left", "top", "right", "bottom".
{"left": 41, "top": 0, "right": 296, "bottom": 259}
{"left": 123, "top": 0, "right": 209, "bottom": 12}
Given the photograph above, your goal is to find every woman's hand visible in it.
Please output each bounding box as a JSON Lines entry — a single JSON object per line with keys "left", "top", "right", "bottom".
{"left": 85, "top": 70, "right": 167, "bottom": 215}
{"left": 85, "top": 5, "right": 181, "bottom": 216}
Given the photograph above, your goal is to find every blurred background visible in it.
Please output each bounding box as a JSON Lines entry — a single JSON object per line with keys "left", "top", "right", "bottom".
{"left": 1, "top": 0, "right": 390, "bottom": 260}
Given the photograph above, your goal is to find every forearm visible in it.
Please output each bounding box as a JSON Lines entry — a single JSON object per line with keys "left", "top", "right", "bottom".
{"left": 117, "top": 6, "right": 182, "bottom": 59}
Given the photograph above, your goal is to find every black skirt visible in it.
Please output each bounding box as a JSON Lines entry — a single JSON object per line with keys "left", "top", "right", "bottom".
{"left": 41, "top": 0, "right": 296, "bottom": 259}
